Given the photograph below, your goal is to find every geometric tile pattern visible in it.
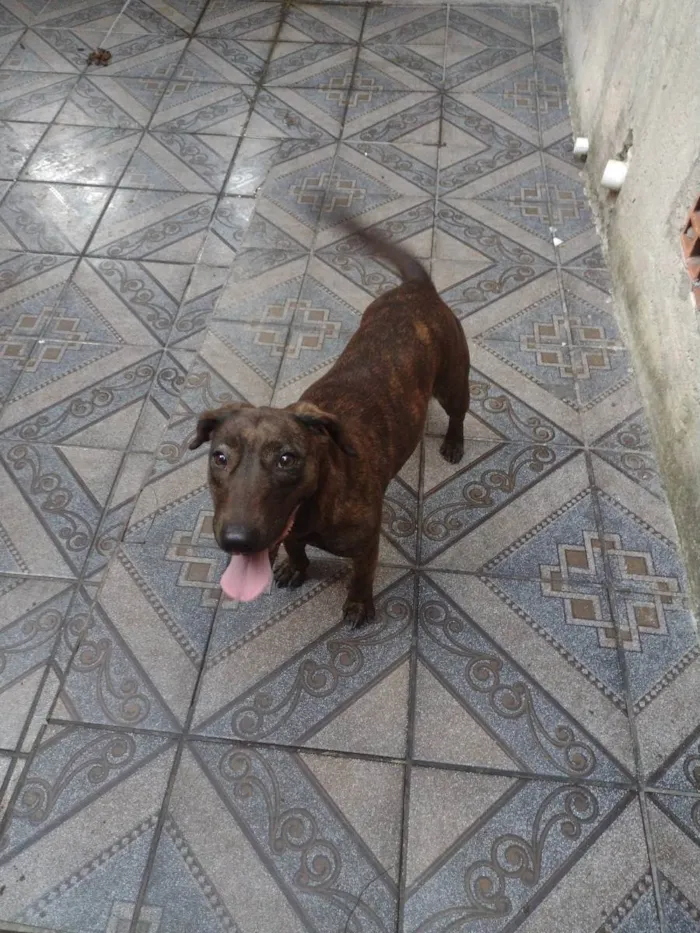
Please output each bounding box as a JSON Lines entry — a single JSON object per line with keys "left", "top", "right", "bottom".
{"left": 0, "top": 3, "right": 697, "bottom": 933}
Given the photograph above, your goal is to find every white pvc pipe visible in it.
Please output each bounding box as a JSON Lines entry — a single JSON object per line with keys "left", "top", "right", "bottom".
{"left": 573, "top": 137, "right": 589, "bottom": 157}
{"left": 601, "top": 159, "right": 628, "bottom": 192}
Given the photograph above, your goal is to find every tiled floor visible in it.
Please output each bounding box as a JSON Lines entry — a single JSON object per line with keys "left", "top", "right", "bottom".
{"left": 0, "top": 2, "right": 699, "bottom": 932}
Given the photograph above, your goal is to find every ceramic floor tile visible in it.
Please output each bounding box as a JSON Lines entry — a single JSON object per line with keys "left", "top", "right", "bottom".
{"left": 0, "top": 120, "right": 46, "bottom": 179}
{"left": 137, "top": 742, "right": 402, "bottom": 931}
{"left": 169, "top": 263, "right": 228, "bottom": 349}
{"left": 341, "top": 90, "right": 441, "bottom": 144}
{"left": 591, "top": 451, "right": 689, "bottom": 604}
{"left": 0, "top": 26, "right": 23, "bottom": 60}
{"left": 58, "top": 539, "right": 219, "bottom": 730}
{"left": 280, "top": 2, "right": 364, "bottom": 43}
{"left": 0, "top": 340, "right": 180, "bottom": 452}
{"left": 0, "top": 70, "right": 77, "bottom": 121}
{"left": 226, "top": 135, "right": 321, "bottom": 196}
{"left": 355, "top": 44, "right": 445, "bottom": 92}
{"left": 589, "top": 408, "right": 665, "bottom": 502}
{"left": 83, "top": 450, "right": 154, "bottom": 581}
{"left": 646, "top": 796, "right": 700, "bottom": 931}
{"left": 151, "top": 80, "right": 253, "bottom": 134}
{"left": 247, "top": 85, "right": 347, "bottom": 141}
{"left": 36, "top": 0, "right": 201, "bottom": 36}
{"left": 0, "top": 335, "right": 34, "bottom": 405}
{"left": 82, "top": 33, "right": 188, "bottom": 80}
{"left": 444, "top": 39, "right": 530, "bottom": 95}
{"left": 0, "top": 27, "right": 97, "bottom": 74}
{"left": 129, "top": 347, "right": 193, "bottom": 454}
{"left": 416, "top": 572, "right": 633, "bottom": 777}
{"left": 192, "top": 566, "right": 413, "bottom": 754}
{"left": 195, "top": 0, "right": 284, "bottom": 40}
{"left": 421, "top": 442, "right": 599, "bottom": 577}
{"left": 264, "top": 39, "right": 356, "bottom": 89}
{"left": 56, "top": 75, "right": 169, "bottom": 128}
{"left": 21, "top": 123, "right": 141, "bottom": 185}
{"left": 433, "top": 201, "right": 554, "bottom": 316}
{"left": 121, "top": 130, "right": 237, "bottom": 193}
{"left": 214, "top": 250, "right": 307, "bottom": 323}
{"left": 0, "top": 251, "right": 77, "bottom": 341}
{"left": 315, "top": 199, "right": 434, "bottom": 298}
{"left": 364, "top": 5, "right": 447, "bottom": 46}
{"left": 0, "top": 439, "right": 124, "bottom": 578}
{"left": 175, "top": 38, "right": 271, "bottom": 84}
{"left": 0, "top": 576, "right": 76, "bottom": 752}
{"left": 404, "top": 773, "right": 653, "bottom": 932}
{"left": 0, "top": 724, "right": 176, "bottom": 930}
{"left": 198, "top": 194, "right": 255, "bottom": 265}
{"left": 46, "top": 257, "right": 191, "bottom": 346}
{"left": 0, "top": 181, "right": 110, "bottom": 253}
{"left": 88, "top": 188, "right": 217, "bottom": 262}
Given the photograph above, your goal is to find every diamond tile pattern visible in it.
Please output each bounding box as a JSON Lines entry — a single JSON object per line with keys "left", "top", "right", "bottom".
{"left": 0, "top": 2, "right": 697, "bottom": 932}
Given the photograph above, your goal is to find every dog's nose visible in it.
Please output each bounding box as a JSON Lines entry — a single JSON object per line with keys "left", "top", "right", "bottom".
{"left": 220, "top": 525, "right": 258, "bottom": 554}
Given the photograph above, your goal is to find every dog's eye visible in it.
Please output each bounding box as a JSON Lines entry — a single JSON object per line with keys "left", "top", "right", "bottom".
{"left": 278, "top": 452, "right": 296, "bottom": 469}
{"left": 212, "top": 450, "right": 228, "bottom": 468}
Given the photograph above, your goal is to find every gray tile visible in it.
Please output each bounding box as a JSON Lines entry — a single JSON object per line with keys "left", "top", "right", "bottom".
{"left": 0, "top": 70, "right": 77, "bottom": 120}
{"left": 196, "top": 0, "right": 284, "bottom": 40}
{"left": 138, "top": 742, "right": 402, "bottom": 932}
{"left": 416, "top": 573, "right": 633, "bottom": 778}
{"left": 0, "top": 440, "right": 124, "bottom": 578}
{"left": 21, "top": 123, "right": 141, "bottom": 185}
{"left": 58, "top": 538, "right": 218, "bottom": 730}
{"left": 0, "top": 725, "right": 176, "bottom": 930}
{"left": 0, "top": 577, "right": 76, "bottom": 751}
{"left": 0, "top": 181, "right": 111, "bottom": 253}
{"left": 88, "top": 188, "right": 217, "bottom": 262}
{"left": 121, "top": 130, "right": 237, "bottom": 193}
{"left": 57, "top": 75, "right": 169, "bottom": 128}
{"left": 192, "top": 568, "right": 413, "bottom": 754}
{"left": 404, "top": 773, "right": 648, "bottom": 933}
{"left": 0, "top": 335, "right": 34, "bottom": 405}
{"left": 169, "top": 263, "right": 228, "bottom": 349}
{"left": 0, "top": 120, "right": 45, "bottom": 179}
{"left": 0, "top": 251, "right": 77, "bottom": 340}
{"left": 175, "top": 38, "right": 271, "bottom": 83}
{"left": 152, "top": 80, "right": 253, "bottom": 134}
{"left": 46, "top": 257, "right": 192, "bottom": 346}
{"left": 0, "top": 341, "right": 165, "bottom": 449}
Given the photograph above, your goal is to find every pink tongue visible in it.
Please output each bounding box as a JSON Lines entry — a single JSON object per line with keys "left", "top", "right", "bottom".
{"left": 220, "top": 550, "right": 272, "bottom": 602}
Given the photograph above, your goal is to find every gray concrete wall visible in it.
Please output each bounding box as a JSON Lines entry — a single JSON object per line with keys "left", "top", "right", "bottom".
{"left": 560, "top": 0, "right": 700, "bottom": 607}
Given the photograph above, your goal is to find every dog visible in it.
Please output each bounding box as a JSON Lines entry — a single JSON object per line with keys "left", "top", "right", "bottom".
{"left": 189, "top": 219, "right": 470, "bottom": 627}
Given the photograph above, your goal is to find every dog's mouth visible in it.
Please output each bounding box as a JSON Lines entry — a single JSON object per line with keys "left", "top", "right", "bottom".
{"left": 219, "top": 507, "right": 299, "bottom": 603}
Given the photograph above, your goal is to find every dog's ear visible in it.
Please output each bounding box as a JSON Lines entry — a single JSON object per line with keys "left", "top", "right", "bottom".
{"left": 188, "top": 403, "right": 253, "bottom": 450}
{"left": 292, "top": 402, "right": 357, "bottom": 457}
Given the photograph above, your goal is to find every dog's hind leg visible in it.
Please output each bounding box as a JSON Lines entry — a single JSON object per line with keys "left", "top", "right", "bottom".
{"left": 434, "top": 367, "right": 470, "bottom": 464}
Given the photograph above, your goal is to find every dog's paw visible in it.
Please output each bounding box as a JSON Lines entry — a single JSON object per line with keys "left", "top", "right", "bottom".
{"left": 342, "top": 598, "right": 376, "bottom": 629}
{"left": 274, "top": 558, "right": 307, "bottom": 589}
{"left": 440, "top": 438, "right": 464, "bottom": 464}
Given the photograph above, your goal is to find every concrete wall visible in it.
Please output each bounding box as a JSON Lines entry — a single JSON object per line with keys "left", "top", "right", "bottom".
{"left": 560, "top": 0, "right": 700, "bottom": 607}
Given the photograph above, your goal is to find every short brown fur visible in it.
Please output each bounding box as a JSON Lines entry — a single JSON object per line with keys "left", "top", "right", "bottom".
{"left": 190, "top": 219, "right": 470, "bottom": 627}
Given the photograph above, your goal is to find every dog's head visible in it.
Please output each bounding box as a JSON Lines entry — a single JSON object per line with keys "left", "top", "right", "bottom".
{"left": 189, "top": 401, "right": 356, "bottom": 555}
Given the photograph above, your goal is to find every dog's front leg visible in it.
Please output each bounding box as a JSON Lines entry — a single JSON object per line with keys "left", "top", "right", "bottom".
{"left": 274, "top": 536, "right": 309, "bottom": 589}
{"left": 343, "top": 536, "right": 379, "bottom": 629}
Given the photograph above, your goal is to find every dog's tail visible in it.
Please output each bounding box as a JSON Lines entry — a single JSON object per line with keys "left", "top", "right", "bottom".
{"left": 342, "top": 217, "right": 431, "bottom": 286}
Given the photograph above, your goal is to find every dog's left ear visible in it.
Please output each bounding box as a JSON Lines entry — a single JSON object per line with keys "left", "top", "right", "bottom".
{"left": 292, "top": 402, "right": 357, "bottom": 457}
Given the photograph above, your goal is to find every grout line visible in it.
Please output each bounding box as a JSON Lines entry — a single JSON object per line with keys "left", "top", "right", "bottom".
{"left": 638, "top": 788, "right": 671, "bottom": 933}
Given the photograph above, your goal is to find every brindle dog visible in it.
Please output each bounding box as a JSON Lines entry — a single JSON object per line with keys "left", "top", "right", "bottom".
{"left": 189, "top": 220, "right": 470, "bottom": 627}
